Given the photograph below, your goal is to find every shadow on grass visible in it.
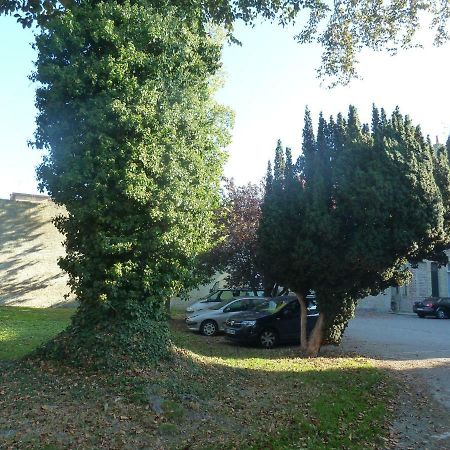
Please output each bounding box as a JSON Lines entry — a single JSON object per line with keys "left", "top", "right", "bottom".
{"left": 169, "top": 317, "right": 350, "bottom": 362}
{"left": 0, "top": 341, "right": 392, "bottom": 450}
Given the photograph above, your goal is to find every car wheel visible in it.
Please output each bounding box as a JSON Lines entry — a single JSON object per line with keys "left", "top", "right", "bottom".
{"left": 436, "top": 309, "right": 448, "bottom": 319}
{"left": 259, "top": 329, "right": 278, "bottom": 349}
{"left": 417, "top": 313, "right": 425, "bottom": 318}
{"left": 200, "top": 320, "right": 218, "bottom": 336}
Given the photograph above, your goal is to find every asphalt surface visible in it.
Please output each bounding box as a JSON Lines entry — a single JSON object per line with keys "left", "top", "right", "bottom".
{"left": 338, "top": 311, "right": 450, "bottom": 449}
{"left": 341, "top": 311, "right": 450, "bottom": 408}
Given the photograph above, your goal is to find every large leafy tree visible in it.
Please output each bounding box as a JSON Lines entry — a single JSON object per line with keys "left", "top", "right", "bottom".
{"left": 2, "top": 0, "right": 449, "bottom": 85}
{"left": 31, "top": 1, "right": 231, "bottom": 368}
{"left": 260, "top": 106, "right": 450, "bottom": 355}
{"left": 205, "top": 179, "right": 263, "bottom": 292}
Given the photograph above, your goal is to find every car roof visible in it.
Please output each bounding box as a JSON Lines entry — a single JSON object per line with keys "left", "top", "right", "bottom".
{"left": 215, "top": 288, "right": 264, "bottom": 292}
{"left": 224, "top": 296, "right": 270, "bottom": 305}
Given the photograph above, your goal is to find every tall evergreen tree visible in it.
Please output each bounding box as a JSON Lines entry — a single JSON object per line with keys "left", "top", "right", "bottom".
{"left": 446, "top": 134, "right": 450, "bottom": 161}
{"left": 259, "top": 106, "right": 450, "bottom": 355}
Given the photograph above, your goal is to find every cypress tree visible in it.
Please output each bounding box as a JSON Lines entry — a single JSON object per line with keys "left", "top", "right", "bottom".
{"left": 259, "top": 106, "right": 450, "bottom": 355}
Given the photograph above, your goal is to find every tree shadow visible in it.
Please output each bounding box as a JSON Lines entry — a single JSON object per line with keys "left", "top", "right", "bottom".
{"left": 0, "top": 199, "right": 68, "bottom": 306}
{"left": 170, "top": 317, "right": 351, "bottom": 361}
{"left": 1, "top": 327, "right": 449, "bottom": 450}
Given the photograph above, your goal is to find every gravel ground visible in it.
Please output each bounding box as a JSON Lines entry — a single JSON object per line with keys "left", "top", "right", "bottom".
{"left": 333, "top": 311, "right": 450, "bottom": 450}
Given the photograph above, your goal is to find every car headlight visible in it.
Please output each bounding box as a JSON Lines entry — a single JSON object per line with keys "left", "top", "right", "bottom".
{"left": 241, "top": 320, "right": 256, "bottom": 327}
{"left": 186, "top": 307, "right": 194, "bottom": 313}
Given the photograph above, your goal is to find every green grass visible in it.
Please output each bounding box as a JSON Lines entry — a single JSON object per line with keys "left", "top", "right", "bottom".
{"left": 0, "top": 307, "right": 74, "bottom": 359}
{"left": 0, "top": 307, "right": 395, "bottom": 449}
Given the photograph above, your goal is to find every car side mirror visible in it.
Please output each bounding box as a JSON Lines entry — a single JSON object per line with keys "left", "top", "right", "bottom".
{"left": 223, "top": 307, "right": 230, "bottom": 313}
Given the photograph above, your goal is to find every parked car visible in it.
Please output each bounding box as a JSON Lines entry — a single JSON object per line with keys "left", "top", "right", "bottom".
{"left": 413, "top": 298, "right": 450, "bottom": 319}
{"left": 185, "top": 297, "right": 268, "bottom": 336}
{"left": 224, "top": 296, "right": 319, "bottom": 348}
{"left": 185, "top": 288, "right": 265, "bottom": 315}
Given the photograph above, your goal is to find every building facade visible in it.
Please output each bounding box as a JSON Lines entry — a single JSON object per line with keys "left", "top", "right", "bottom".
{"left": 359, "top": 257, "right": 450, "bottom": 313}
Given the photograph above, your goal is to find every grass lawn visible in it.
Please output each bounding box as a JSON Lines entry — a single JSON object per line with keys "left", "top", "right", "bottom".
{"left": 0, "top": 307, "right": 395, "bottom": 449}
{"left": 0, "top": 307, "right": 74, "bottom": 360}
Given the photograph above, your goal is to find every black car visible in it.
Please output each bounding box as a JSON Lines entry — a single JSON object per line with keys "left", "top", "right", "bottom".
{"left": 224, "top": 296, "right": 319, "bottom": 348}
{"left": 413, "top": 298, "right": 450, "bottom": 319}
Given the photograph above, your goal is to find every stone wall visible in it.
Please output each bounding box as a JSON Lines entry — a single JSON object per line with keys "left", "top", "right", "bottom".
{"left": 0, "top": 199, "right": 72, "bottom": 307}
{"left": 10, "top": 192, "right": 50, "bottom": 203}
{"left": 358, "top": 258, "right": 450, "bottom": 313}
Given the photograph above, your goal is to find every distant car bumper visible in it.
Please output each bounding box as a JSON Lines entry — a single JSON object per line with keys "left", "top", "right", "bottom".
{"left": 224, "top": 326, "right": 260, "bottom": 344}
{"left": 413, "top": 306, "right": 435, "bottom": 315}
{"left": 185, "top": 318, "right": 200, "bottom": 331}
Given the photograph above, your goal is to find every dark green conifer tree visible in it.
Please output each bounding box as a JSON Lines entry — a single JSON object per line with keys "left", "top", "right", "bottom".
{"left": 259, "top": 106, "right": 450, "bottom": 355}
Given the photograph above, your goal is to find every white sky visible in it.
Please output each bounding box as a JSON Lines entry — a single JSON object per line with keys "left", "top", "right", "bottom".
{"left": 0, "top": 15, "right": 449, "bottom": 199}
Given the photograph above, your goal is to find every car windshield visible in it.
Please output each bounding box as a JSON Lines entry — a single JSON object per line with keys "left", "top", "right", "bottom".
{"left": 254, "top": 298, "right": 289, "bottom": 313}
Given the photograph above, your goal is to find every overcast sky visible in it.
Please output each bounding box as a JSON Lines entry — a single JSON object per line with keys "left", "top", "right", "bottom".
{"left": 1, "top": 15, "right": 449, "bottom": 199}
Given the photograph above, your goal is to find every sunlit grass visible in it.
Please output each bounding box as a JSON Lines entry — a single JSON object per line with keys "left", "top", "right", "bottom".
{"left": 0, "top": 306, "right": 74, "bottom": 360}
{"left": 0, "top": 307, "right": 394, "bottom": 449}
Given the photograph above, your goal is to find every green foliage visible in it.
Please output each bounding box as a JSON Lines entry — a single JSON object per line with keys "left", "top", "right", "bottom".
{"left": 260, "top": 106, "right": 450, "bottom": 347}
{"left": 204, "top": 179, "right": 263, "bottom": 291}
{"left": 258, "top": 139, "right": 309, "bottom": 296}
{"left": 3, "top": 0, "right": 448, "bottom": 85}
{"left": 30, "top": 0, "right": 231, "bottom": 368}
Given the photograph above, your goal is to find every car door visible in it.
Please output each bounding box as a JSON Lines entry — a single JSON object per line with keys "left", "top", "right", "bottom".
{"left": 219, "top": 299, "right": 250, "bottom": 329}
{"left": 275, "top": 301, "right": 300, "bottom": 342}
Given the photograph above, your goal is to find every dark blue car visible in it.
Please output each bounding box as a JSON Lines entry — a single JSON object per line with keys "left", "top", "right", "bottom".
{"left": 224, "top": 296, "right": 319, "bottom": 348}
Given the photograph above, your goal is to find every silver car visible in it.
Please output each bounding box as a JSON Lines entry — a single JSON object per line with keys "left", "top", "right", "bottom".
{"left": 185, "top": 297, "right": 268, "bottom": 336}
{"left": 185, "top": 288, "right": 265, "bottom": 315}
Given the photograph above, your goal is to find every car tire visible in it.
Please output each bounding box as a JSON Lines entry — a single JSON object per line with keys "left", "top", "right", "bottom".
{"left": 259, "top": 329, "right": 278, "bottom": 349}
{"left": 417, "top": 313, "right": 425, "bottom": 318}
{"left": 436, "top": 308, "right": 448, "bottom": 319}
{"left": 200, "top": 320, "right": 218, "bottom": 336}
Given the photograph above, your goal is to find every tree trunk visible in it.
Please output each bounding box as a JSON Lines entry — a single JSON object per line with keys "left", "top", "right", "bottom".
{"left": 165, "top": 298, "right": 171, "bottom": 315}
{"left": 294, "top": 292, "right": 308, "bottom": 353}
{"left": 306, "top": 312, "right": 325, "bottom": 357}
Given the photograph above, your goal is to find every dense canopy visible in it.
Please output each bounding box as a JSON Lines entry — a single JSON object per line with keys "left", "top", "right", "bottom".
{"left": 3, "top": 0, "right": 449, "bottom": 84}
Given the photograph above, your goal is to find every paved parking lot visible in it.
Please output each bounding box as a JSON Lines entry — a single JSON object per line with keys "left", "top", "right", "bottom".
{"left": 341, "top": 311, "right": 450, "bottom": 407}
{"left": 338, "top": 311, "right": 450, "bottom": 449}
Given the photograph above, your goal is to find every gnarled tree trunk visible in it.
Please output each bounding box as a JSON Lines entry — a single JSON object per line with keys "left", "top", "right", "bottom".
{"left": 294, "top": 292, "right": 308, "bottom": 353}
{"left": 306, "top": 312, "right": 325, "bottom": 356}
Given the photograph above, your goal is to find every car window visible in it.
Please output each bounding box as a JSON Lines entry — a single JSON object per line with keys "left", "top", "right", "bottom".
{"left": 247, "top": 299, "right": 258, "bottom": 309}
{"left": 225, "top": 300, "right": 246, "bottom": 312}
{"left": 205, "top": 291, "right": 221, "bottom": 302}
{"left": 219, "top": 291, "right": 234, "bottom": 301}
{"left": 211, "top": 301, "right": 228, "bottom": 310}
{"left": 283, "top": 301, "right": 299, "bottom": 315}
{"left": 254, "top": 298, "right": 289, "bottom": 313}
